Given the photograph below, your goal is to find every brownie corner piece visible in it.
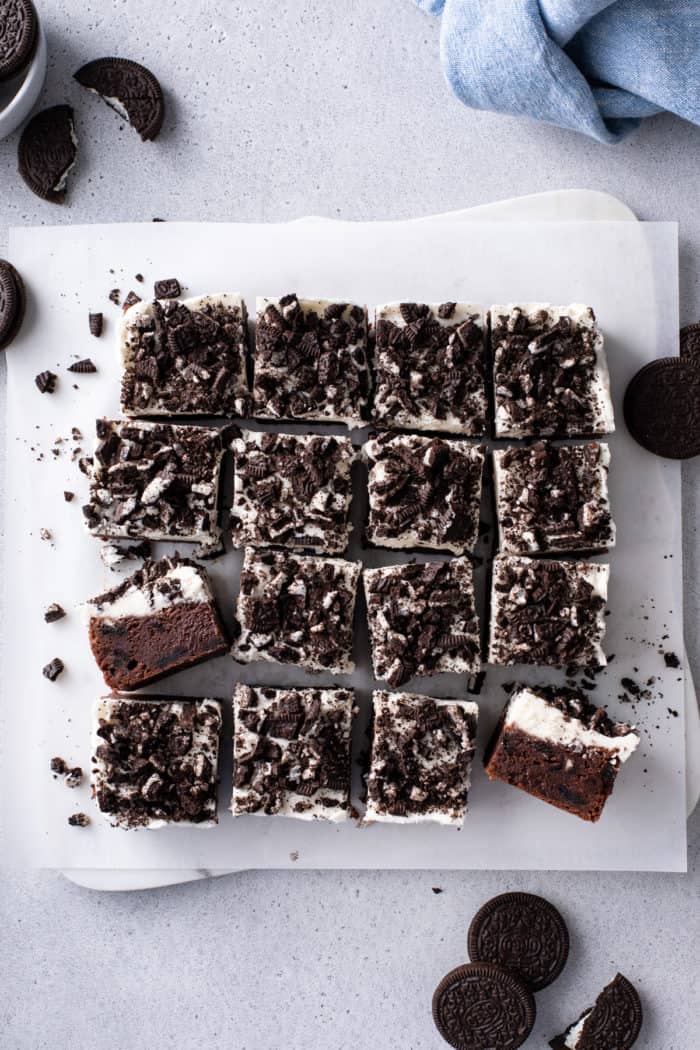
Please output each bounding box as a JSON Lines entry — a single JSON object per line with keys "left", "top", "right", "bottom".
{"left": 92, "top": 695, "right": 223, "bottom": 828}
{"left": 119, "top": 292, "right": 250, "bottom": 417}
{"left": 363, "top": 558, "right": 481, "bottom": 687}
{"left": 87, "top": 555, "right": 228, "bottom": 691}
{"left": 232, "top": 548, "right": 361, "bottom": 673}
{"left": 253, "top": 294, "right": 369, "bottom": 426}
{"left": 364, "top": 431, "right": 485, "bottom": 554}
{"left": 488, "top": 555, "right": 609, "bottom": 668}
{"left": 365, "top": 690, "right": 478, "bottom": 825}
{"left": 231, "top": 683, "right": 355, "bottom": 821}
{"left": 372, "top": 301, "right": 487, "bottom": 434}
{"left": 490, "top": 302, "right": 614, "bottom": 438}
{"left": 231, "top": 430, "right": 355, "bottom": 554}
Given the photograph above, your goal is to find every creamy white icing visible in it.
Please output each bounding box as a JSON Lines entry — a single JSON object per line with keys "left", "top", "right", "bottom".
{"left": 88, "top": 562, "right": 211, "bottom": 620}
{"left": 564, "top": 1010, "right": 592, "bottom": 1048}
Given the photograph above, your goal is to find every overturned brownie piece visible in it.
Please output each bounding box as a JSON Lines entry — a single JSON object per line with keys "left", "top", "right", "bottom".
{"left": 491, "top": 303, "right": 614, "bottom": 438}
{"left": 365, "top": 690, "right": 478, "bottom": 825}
{"left": 119, "top": 293, "right": 250, "bottom": 417}
{"left": 232, "top": 548, "right": 361, "bottom": 673}
{"left": 231, "top": 430, "right": 355, "bottom": 554}
{"left": 231, "top": 684, "right": 355, "bottom": 821}
{"left": 83, "top": 419, "right": 232, "bottom": 549}
{"left": 363, "top": 559, "right": 481, "bottom": 687}
{"left": 493, "top": 441, "right": 615, "bottom": 554}
{"left": 485, "top": 685, "right": 638, "bottom": 822}
{"left": 488, "top": 555, "right": 609, "bottom": 668}
{"left": 549, "top": 972, "right": 643, "bottom": 1049}
{"left": 87, "top": 556, "right": 228, "bottom": 691}
{"left": 372, "top": 302, "right": 487, "bottom": 434}
{"left": 92, "top": 695, "right": 222, "bottom": 828}
{"left": 253, "top": 295, "right": 369, "bottom": 426}
{"left": 364, "top": 432, "right": 485, "bottom": 553}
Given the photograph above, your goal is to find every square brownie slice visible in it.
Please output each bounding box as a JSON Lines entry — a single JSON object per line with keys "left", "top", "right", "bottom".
{"left": 363, "top": 559, "right": 481, "bottom": 687}
{"left": 83, "top": 418, "right": 232, "bottom": 549}
{"left": 253, "top": 294, "right": 369, "bottom": 426}
{"left": 365, "top": 690, "right": 479, "bottom": 825}
{"left": 488, "top": 555, "right": 609, "bottom": 668}
{"left": 87, "top": 556, "right": 229, "bottom": 691}
{"left": 364, "top": 432, "right": 485, "bottom": 554}
{"left": 231, "top": 684, "right": 355, "bottom": 821}
{"left": 92, "top": 695, "right": 222, "bottom": 828}
{"left": 231, "top": 430, "right": 355, "bottom": 554}
{"left": 491, "top": 303, "right": 614, "bottom": 438}
{"left": 232, "top": 548, "right": 361, "bottom": 673}
{"left": 484, "top": 684, "right": 639, "bottom": 822}
{"left": 120, "top": 293, "right": 250, "bottom": 417}
{"left": 372, "top": 301, "right": 487, "bottom": 434}
{"left": 493, "top": 441, "right": 615, "bottom": 555}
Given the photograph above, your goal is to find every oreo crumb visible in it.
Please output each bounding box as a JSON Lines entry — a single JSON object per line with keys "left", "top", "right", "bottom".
{"left": 67, "top": 812, "right": 90, "bottom": 827}
{"left": 50, "top": 757, "right": 66, "bottom": 776}
{"left": 467, "top": 670, "right": 487, "bottom": 696}
{"left": 42, "top": 657, "right": 64, "bottom": 681}
{"left": 135, "top": 273, "right": 144, "bottom": 283}
{"left": 63, "top": 491, "right": 74, "bottom": 502}
{"left": 667, "top": 708, "right": 679, "bottom": 718}
{"left": 664, "top": 651, "right": 680, "bottom": 668}
{"left": 44, "top": 603, "right": 66, "bottom": 623}
{"left": 289, "top": 850, "right": 300, "bottom": 862}
{"left": 108, "top": 288, "right": 121, "bottom": 305}
{"left": 64, "top": 767, "right": 83, "bottom": 789}
{"left": 35, "top": 370, "right": 57, "bottom": 394}
{"left": 431, "top": 887, "right": 444, "bottom": 895}
{"left": 123, "top": 290, "right": 141, "bottom": 311}
{"left": 154, "top": 278, "right": 181, "bottom": 299}
{"left": 39, "top": 527, "right": 52, "bottom": 541}
{"left": 89, "top": 312, "right": 103, "bottom": 337}
{"left": 67, "top": 358, "right": 97, "bottom": 374}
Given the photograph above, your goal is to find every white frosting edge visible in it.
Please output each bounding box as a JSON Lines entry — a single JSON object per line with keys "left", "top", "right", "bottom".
{"left": 375, "top": 302, "right": 483, "bottom": 327}
{"left": 87, "top": 562, "right": 212, "bottom": 620}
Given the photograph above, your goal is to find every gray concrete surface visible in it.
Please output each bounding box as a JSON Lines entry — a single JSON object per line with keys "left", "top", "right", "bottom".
{"left": 0, "top": 2, "right": 698, "bottom": 1048}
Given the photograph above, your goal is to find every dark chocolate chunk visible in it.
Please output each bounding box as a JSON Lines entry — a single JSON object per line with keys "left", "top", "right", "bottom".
{"left": 433, "top": 962, "right": 535, "bottom": 1050}
{"left": 42, "top": 657, "right": 64, "bottom": 681}
{"left": 154, "top": 278, "right": 181, "bottom": 299}
{"left": 67, "top": 358, "right": 97, "bottom": 373}
{"left": 0, "top": 259, "right": 26, "bottom": 350}
{"left": 18, "top": 105, "right": 77, "bottom": 204}
{"left": 44, "top": 602, "right": 66, "bottom": 623}
{"left": 67, "top": 812, "right": 90, "bottom": 827}
{"left": 623, "top": 357, "right": 700, "bottom": 460}
{"left": 0, "top": 0, "right": 37, "bottom": 82}
{"left": 89, "top": 311, "right": 103, "bottom": 337}
{"left": 549, "top": 973, "right": 642, "bottom": 1050}
{"left": 74, "top": 57, "right": 165, "bottom": 141}
{"left": 468, "top": 892, "right": 569, "bottom": 991}
{"left": 122, "top": 290, "right": 141, "bottom": 311}
{"left": 63, "top": 490, "right": 74, "bottom": 502}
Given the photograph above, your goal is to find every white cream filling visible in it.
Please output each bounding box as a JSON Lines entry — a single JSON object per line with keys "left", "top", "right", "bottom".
{"left": 564, "top": 1010, "right": 592, "bottom": 1048}
{"left": 52, "top": 122, "right": 79, "bottom": 193}
{"left": 88, "top": 563, "right": 211, "bottom": 619}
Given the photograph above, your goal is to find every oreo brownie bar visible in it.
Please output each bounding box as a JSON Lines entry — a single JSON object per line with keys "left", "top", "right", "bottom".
{"left": 83, "top": 419, "right": 231, "bottom": 548}
{"left": 231, "top": 430, "right": 355, "bottom": 554}
{"left": 363, "top": 559, "right": 481, "bottom": 687}
{"left": 365, "top": 690, "right": 478, "bottom": 825}
{"left": 491, "top": 304, "right": 614, "bottom": 438}
{"left": 253, "top": 294, "right": 369, "bottom": 426}
{"left": 493, "top": 441, "right": 615, "bottom": 554}
{"left": 87, "top": 556, "right": 229, "bottom": 691}
{"left": 372, "top": 302, "right": 487, "bottom": 434}
{"left": 364, "top": 432, "right": 485, "bottom": 554}
{"left": 231, "top": 684, "right": 355, "bottom": 821}
{"left": 119, "top": 293, "right": 250, "bottom": 417}
{"left": 489, "top": 555, "right": 608, "bottom": 668}
{"left": 484, "top": 685, "right": 639, "bottom": 822}
{"left": 92, "top": 695, "right": 222, "bottom": 828}
{"left": 232, "top": 548, "right": 361, "bottom": 673}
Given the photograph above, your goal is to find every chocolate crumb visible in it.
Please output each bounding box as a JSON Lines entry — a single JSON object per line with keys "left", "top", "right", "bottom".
{"left": 668, "top": 708, "right": 679, "bottom": 718}
{"left": 63, "top": 491, "right": 74, "bottom": 502}
{"left": 89, "top": 312, "right": 103, "bottom": 337}
{"left": 108, "top": 288, "right": 121, "bottom": 306}
{"left": 135, "top": 273, "right": 144, "bottom": 283}
{"left": 467, "top": 670, "right": 487, "bottom": 696}
{"left": 431, "top": 887, "right": 444, "bottom": 895}
{"left": 663, "top": 651, "right": 680, "bottom": 668}
{"left": 50, "top": 757, "right": 66, "bottom": 776}
{"left": 42, "top": 657, "right": 64, "bottom": 681}
{"left": 35, "top": 370, "right": 57, "bottom": 394}
{"left": 67, "top": 358, "right": 97, "bottom": 374}
{"left": 44, "top": 603, "right": 66, "bottom": 623}
{"left": 154, "top": 278, "right": 181, "bottom": 299}
{"left": 289, "top": 850, "right": 300, "bottom": 862}
{"left": 67, "top": 812, "right": 90, "bottom": 827}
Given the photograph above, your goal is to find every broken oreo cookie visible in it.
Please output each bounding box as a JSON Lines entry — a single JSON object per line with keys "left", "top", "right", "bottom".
{"left": 468, "top": 892, "right": 569, "bottom": 992}
{"left": 432, "top": 962, "right": 535, "bottom": 1050}
{"left": 18, "top": 105, "right": 77, "bottom": 204}
{"left": 74, "top": 57, "right": 165, "bottom": 141}
{"left": 623, "top": 357, "right": 700, "bottom": 460}
{"left": 0, "top": 259, "right": 26, "bottom": 350}
{"left": 549, "top": 972, "right": 642, "bottom": 1050}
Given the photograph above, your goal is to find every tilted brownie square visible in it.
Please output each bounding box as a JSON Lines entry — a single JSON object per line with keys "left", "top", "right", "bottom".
{"left": 231, "top": 684, "right": 355, "bottom": 821}
{"left": 484, "top": 684, "right": 639, "bottom": 822}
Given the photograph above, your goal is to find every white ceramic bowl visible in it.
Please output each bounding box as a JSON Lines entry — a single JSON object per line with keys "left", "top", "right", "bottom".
{"left": 0, "top": 21, "right": 47, "bottom": 140}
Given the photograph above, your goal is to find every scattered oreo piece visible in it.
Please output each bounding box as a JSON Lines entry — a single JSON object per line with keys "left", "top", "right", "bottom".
{"left": 67, "top": 358, "right": 97, "bottom": 373}
{"left": 63, "top": 490, "right": 74, "bottom": 502}
{"left": 89, "top": 312, "right": 103, "bottom": 337}
{"left": 623, "top": 357, "right": 700, "bottom": 459}
{"left": 468, "top": 892, "right": 569, "bottom": 992}
{"left": 42, "top": 657, "right": 64, "bottom": 681}
{"left": 67, "top": 812, "right": 90, "bottom": 827}
{"left": 50, "top": 756, "right": 66, "bottom": 775}
{"left": 0, "top": 259, "right": 26, "bottom": 350}
{"left": 663, "top": 650, "right": 680, "bottom": 668}
{"left": 44, "top": 603, "right": 66, "bottom": 623}
{"left": 154, "top": 277, "right": 180, "bottom": 299}
{"left": 432, "top": 962, "right": 535, "bottom": 1050}
{"left": 35, "top": 370, "right": 57, "bottom": 393}
{"left": 123, "top": 290, "right": 141, "bottom": 311}
{"left": 74, "top": 57, "right": 165, "bottom": 141}
{"left": 0, "top": 0, "right": 37, "bottom": 82}
{"left": 64, "top": 767, "right": 83, "bottom": 789}
{"left": 549, "top": 973, "right": 642, "bottom": 1050}
{"left": 18, "top": 105, "right": 77, "bottom": 204}
{"left": 108, "top": 288, "right": 121, "bottom": 306}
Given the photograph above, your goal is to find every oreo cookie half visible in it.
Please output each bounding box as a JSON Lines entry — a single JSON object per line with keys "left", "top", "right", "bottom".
{"left": 623, "top": 357, "right": 700, "bottom": 460}
{"left": 18, "top": 105, "right": 78, "bottom": 204}
{"left": 468, "top": 891, "right": 569, "bottom": 992}
{"left": 0, "top": 259, "right": 26, "bottom": 350}
{"left": 74, "top": 57, "right": 164, "bottom": 141}
{"left": 549, "top": 972, "right": 642, "bottom": 1050}
{"left": 432, "top": 962, "right": 535, "bottom": 1050}
{"left": 0, "top": 0, "right": 37, "bottom": 82}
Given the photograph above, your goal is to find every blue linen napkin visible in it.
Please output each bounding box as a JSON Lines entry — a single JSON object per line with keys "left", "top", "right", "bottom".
{"left": 414, "top": 0, "right": 700, "bottom": 143}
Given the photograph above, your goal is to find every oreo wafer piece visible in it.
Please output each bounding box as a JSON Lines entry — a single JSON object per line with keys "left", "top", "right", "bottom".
{"left": 623, "top": 357, "right": 700, "bottom": 460}
{"left": 0, "top": 0, "right": 37, "bottom": 82}
{"left": 74, "top": 57, "right": 164, "bottom": 141}
{"left": 18, "top": 105, "right": 77, "bottom": 204}
{"left": 432, "top": 962, "right": 535, "bottom": 1050}
{"left": 549, "top": 972, "right": 642, "bottom": 1050}
{"left": 468, "top": 892, "right": 569, "bottom": 992}
{"left": 680, "top": 321, "right": 700, "bottom": 365}
{"left": 0, "top": 259, "right": 26, "bottom": 350}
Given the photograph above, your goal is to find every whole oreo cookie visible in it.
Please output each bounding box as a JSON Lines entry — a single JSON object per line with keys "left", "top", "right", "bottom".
{"left": 0, "top": 259, "right": 26, "bottom": 350}
{"left": 549, "top": 972, "right": 642, "bottom": 1050}
{"left": 74, "top": 57, "right": 164, "bottom": 141}
{"left": 18, "top": 105, "right": 77, "bottom": 204}
{"left": 432, "top": 962, "right": 535, "bottom": 1050}
{"left": 623, "top": 357, "right": 700, "bottom": 460}
{"left": 0, "top": 0, "right": 37, "bottom": 82}
{"left": 468, "top": 891, "right": 569, "bottom": 992}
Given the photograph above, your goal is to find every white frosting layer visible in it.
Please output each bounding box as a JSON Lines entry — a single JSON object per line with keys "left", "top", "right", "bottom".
{"left": 88, "top": 562, "right": 211, "bottom": 620}
{"left": 505, "top": 688, "right": 639, "bottom": 764}
{"left": 564, "top": 1010, "right": 591, "bottom": 1048}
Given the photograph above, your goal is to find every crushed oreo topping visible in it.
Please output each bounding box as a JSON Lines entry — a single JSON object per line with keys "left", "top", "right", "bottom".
{"left": 42, "top": 657, "right": 64, "bottom": 681}
{"left": 513, "top": 684, "right": 635, "bottom": 739}
{"left": 35, "top": 370, "right": 57, "bottom": 393}
{"left": 44, "top": 602, "right": 66, "bottom": 623}
{"left": 123, "top": 290, "right": 141, "bottom": 311}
